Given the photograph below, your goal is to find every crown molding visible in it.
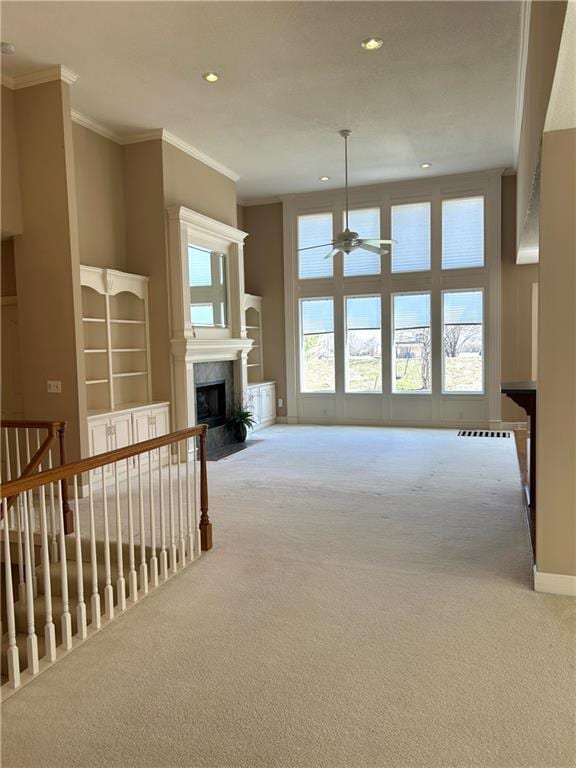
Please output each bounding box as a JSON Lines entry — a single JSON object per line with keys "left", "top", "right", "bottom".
{"left": 71, "top": 110, "right": 124, "bottom": 143}
{"left": 513, "top": 0, "right": 532, "bottom": 168}
{"left": 2, "top": 65, "right": 78, "bottom": 91}
{"left": 238, "top": 196, "right": 282, "bottom": 207}
{"left": 166, "top": 204, "right": 248, "bottom": 244}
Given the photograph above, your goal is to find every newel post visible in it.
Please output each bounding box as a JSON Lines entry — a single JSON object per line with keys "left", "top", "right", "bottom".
{"left": 199, "top": 425, "right": 212, "bottom": 551}
{"left": 57, "top": 423, "right": 74, "bottom": 535}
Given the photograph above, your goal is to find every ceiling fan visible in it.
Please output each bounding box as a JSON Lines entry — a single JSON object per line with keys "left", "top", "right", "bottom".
{"left": 298, "top": 129, "right": 395, "bottom": 260}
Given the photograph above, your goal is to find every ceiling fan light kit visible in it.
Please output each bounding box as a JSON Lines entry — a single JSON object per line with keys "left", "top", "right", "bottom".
{"left": 298, "top": 129, "right": 395, "bottom": 260}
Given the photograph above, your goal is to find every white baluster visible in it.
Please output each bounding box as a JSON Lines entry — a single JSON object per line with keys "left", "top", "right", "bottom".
{"left": 3, "top": 507, "right": 21, "bottom": 688}
{"left": 168, "top": 448, "right": 177, "bottom": 574}
{"left": 88, "top": 471, "right": 101, "bottom": 629}
{"left": 158, "top": 447, "right": 168, "bottom": 581}
{"left": 127, "top": 458, "right": 138, "bottom": 602}
{"left": 100, "top": 467, "right": 114, "bottom": 621}
{"left": 177, "top": 450, "right": 185, "bottom": 566}
{"left": 21, "top": 490, "right": 39, "bottom": 674}
{"left": 148, "top": 451, "right": 158, "bottom": 587}
{"left": 137, "top": 454, "right": 148, "bottom": 594}
{"left": 24, "top": 429, "right": 38, "bottom": 595}
{"left": 14, "top": 430, "right": 26, "bottom": 602}
{"left": 57, "top": 481, "right": 72, "bottom": 650}
{"left": 47, "top": 449, "right": 58, "bottom": 562}
{"left": 72, "top": 476, "right": 87, "bottom": 640}
{"left": 185, "top": 438, "right": 194, "bottom": 561}
{"left": 4, "top": 430, "right": 15, "bottom": 529}
{"left": 39, "top": 484, "right": 57, "bottom": 660}
{"left": 194, "top": 435, "right": 201, "bottom": 557}
{"left": 113, "top": 463, "right": 126, "bottom": 612}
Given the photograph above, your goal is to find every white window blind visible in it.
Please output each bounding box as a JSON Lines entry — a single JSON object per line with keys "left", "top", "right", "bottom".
{"left": 391, "top": 202, "right": 431, "bottom": 273}
{"left": 442, "top": 197, "right": 484, "bottom": 269}
{"left": 188, "top": 246, "right": 212, "bottom": 286}
{"left": 343, "top": 208, "right": 381, "bottom": 276}
{"left": 443, "top": 290, "right": 483, "bottom": 325}
{"left": 298, "top": 213, "right": 333, "bottom": 279}
{"left": 346, "top": 296, "right": 381, "bottom": 329}
{"left": 393, "top": 293, "right": 431, "bottom": 330}
{"left": 301, "top": 298, "right": 334, "bottom": 334}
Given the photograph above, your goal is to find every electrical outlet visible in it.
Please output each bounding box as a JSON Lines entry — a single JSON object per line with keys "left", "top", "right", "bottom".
{"left": 277, "top": 398, "right": 283, "bottom": 408}
{"left": 47, "top": 380, "right": 62, "bottom": 394}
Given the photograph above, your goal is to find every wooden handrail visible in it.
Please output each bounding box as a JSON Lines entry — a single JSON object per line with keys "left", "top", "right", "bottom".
{"left": 0, "top": 424, "right": 208, "bottom": 498}
{"left": 1, "top": 419, "right": 73, "bottom": 533}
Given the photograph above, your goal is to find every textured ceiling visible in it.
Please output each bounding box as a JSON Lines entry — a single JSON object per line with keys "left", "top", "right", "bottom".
{"left": 2, "top": 1, "right": 523, "bottom": 201}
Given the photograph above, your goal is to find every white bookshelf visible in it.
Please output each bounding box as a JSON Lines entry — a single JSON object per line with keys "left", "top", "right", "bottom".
{"left": 244, "top": 294, "right": 264, "bottom": 384}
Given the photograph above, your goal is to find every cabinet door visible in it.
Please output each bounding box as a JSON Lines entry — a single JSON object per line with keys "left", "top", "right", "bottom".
{"left": 250, "top": 387, "right": 262, "bottom": 429}
{"left": 266, "top": 385, "right": 277, "bottom": 422}
{"left": 132, "top": 409, "right": 151, "bottom": 445}
{"left": 111, "top": 412, "right": 133, "bottom": 450}
{"left": 151, "top": 405, "right": 170, "bottom": 438}
{"left": 88, "top": 417, "right": 110, "bottom": 457}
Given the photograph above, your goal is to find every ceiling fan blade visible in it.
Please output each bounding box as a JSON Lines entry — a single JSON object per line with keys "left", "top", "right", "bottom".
{"left": 298, "top": 242, "right": 336, "bottom": 252}
{"left": 323, "top": 248, "right": 343, "bottom": 260}
{"left": 361, "top": 239, "right": 396, "bottom": 245}
{"left": 355, "top": 242, "right": 388, "bottom": 256}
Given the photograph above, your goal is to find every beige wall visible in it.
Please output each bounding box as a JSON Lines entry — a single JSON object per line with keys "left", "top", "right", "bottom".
{"left": 72, "top": 122, "right": 127, "bottom": 270}
{"left": 1, "top": 85, "right": 23, "bottom": 236}
{"left": 516, "top": 0, "right": 567, "bottom": 257}
{"left": 12, "top": 80, "right": 87, "bottom": 459}
{"left": 537, "top": 127, "right": 576, "bottom": 578}
{"left": 501, "top": 175, "right": 539, "bottom": 421}
{"left": 162, "top": 142, "right": 237, "bottom": 228}
{"left": 242, "top": 203, "right": 286, "bottom": 418}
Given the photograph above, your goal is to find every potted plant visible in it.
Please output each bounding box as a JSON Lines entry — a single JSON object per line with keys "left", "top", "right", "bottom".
{"left": 227, "top": 403, "right": 255, "bottom": 443}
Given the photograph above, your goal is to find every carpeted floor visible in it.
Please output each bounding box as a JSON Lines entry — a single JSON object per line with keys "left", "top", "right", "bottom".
{"left": 2, "top": 426, "right": 575, "bottom": 768}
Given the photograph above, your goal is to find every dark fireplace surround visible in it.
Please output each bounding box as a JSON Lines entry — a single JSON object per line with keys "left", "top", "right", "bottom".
{"left": 194, "top": 361, "right": 235, "bottom": 455}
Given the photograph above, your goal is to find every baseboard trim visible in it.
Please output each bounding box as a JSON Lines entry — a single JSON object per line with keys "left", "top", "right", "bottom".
{"left": 533, "top": 567, "right": 576, "bottom": 596}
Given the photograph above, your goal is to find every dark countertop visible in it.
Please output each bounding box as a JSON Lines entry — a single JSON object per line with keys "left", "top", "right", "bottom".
{"left": 501, "top": 381, "right": 537, "bottom": 394}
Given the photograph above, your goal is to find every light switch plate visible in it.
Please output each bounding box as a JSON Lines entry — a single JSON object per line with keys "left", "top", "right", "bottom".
{"left": 277, "top": 398, "right": 283, "bottom": 408}
{"left": 47, "top": 380, "right": 62, "bottom": 394}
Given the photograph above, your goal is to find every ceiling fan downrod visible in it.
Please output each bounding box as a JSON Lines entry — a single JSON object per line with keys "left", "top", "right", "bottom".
{"left": 339, "top": 129, "right": 352, "bottom": 231}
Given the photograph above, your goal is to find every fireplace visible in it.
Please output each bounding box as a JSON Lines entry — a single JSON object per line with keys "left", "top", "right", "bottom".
{"left": 195, "top": 380, "right": 226, "bottom": 429}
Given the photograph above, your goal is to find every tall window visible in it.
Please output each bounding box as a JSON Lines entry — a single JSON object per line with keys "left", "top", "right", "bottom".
{"left": 442, "top": 290, "right": 483, "bottom": 392}
{"left": 442, "top": 197, "right": 484, "bottom": 269}
{"left": 343, "top": 208, "right": 381, "bottom": 277}
{"left": 392, "top": 293, "right": 431, "bottom": 393}
{"left": 345, "top": 296, "right": 382, "bottom": 392}
{"left": 298, "top": 213, "right": 333, "bottom": 279}
{"left": 300, "top": 298, "right": 335, "bottom": 392}
{"left": 391, "top": 202, "right": 431, "bottom": 273}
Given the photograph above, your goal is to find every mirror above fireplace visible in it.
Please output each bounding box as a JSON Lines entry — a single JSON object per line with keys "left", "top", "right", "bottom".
{"left": 188, "top": 245, "right": 228, "bottom": 328}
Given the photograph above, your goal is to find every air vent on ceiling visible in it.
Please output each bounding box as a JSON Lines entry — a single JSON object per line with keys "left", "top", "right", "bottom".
{"left": 458, "top": 430, "right": 511, "bottom": 438}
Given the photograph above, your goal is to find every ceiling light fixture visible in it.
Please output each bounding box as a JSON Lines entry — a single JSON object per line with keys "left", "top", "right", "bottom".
{"left": 319, "top": 176, "right": 330, "bottom": 182}
{"left": 202, "top": 72, "right": 219, "bottom": 83}
{"left": 1, "top": 42, "right": 16, "bottom": 55}
{"left": 361, "top": 38, "right": 383, "bottom": 51}
{"left": 420, "top": 162, "right": 432, "bottom": 169}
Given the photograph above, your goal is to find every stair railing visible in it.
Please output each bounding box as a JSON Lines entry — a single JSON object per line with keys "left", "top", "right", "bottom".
{"left": 1, "top": 424, "right": 210, "bottom": 697}
{"left": 1, "top": 420, "right": 73, "bottom": 534}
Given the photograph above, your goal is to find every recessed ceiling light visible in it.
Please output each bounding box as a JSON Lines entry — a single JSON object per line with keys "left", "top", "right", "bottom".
{"left": 420, "top": 162, "right": 432, "bottom": 169}
{"left": 361, "top": 38, "right": 383, "bottom": 51}
{"left": 319, "top": 176, "right": 330, "bottom": 182}
{"left": 1, "top": 42, "right": 16, "bottom": 55}
{"left": 202, "top": 72, "right": 219, "bottom": 83}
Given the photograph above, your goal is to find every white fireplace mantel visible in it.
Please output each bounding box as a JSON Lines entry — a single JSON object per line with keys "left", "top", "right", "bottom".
{"left": 166, "top": 206, "right": 251, "bottom": 430}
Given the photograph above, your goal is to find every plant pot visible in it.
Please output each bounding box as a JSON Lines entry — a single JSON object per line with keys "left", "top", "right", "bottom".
{"left": 233, "top": 423, "right": 248, "bottom": 443}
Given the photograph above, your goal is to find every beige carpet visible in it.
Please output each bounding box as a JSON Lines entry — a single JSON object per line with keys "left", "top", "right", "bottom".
{"left": 2, "top": 426, "right": 575, "bottom": 768}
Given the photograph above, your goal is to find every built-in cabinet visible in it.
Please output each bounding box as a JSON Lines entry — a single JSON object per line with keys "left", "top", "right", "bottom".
{"left": 244, "top": 294, "right": 264, "bottom": 384}
{"left": 247, "top": 382, "right": 276, "bottom": 431}
{"left": 80, "top": 265, "right": 170, "bottom": 458}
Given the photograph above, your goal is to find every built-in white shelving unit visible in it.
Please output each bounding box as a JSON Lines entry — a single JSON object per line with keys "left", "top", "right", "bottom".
{"left": 244, "top": 294, "right": 264, "bottom": 384}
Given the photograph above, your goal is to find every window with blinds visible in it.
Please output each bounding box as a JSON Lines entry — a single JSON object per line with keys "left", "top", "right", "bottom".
{"left": 442, "top": 290, "right": 483, "bottom": 392}
{"left": 442, "top": 197, "right": 484, "bottom": 269}
{"left": 392, "top": 293, "right": 431, "bottom": 393}
{"left": 298, "top": 213, "right": 334, "bottom": 279}
{"left": 300, "top": 298, "right": 335, "bottom": 392}
{"left": 345, "top": 296, "right": 382, "bottom": 392}
{"left": 391, "top": 202, "right": 431, "bottom": 273}
{"left": 343, "top": 208, "right": 381, "bottom": 277}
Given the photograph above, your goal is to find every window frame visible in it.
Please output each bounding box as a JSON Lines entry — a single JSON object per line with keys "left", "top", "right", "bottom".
{"left": 299, "top": 296, "right": 336, "bottom": 394}
{"left": 441, "top": 287, "right": 485, "bottom": 395}
{"left": 391, "top": 290, "right": 432, "bottom": 395}
{"left": 344, "top": 294, "right": 383, "bottom": 394}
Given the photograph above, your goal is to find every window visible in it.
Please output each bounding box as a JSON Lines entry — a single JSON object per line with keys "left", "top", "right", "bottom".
{"left": 392, "top": 293, "right": 431, "bottom": 393}
{"left": 345, "top": 296, "right": 381, "bottom": 392}
{"left": 442, "top": 197, "right": 484, "bottom": 269}
{"left": 391, "top": 202, "right": 431, "bottom": 273}
{"left": 298, "top": 213, "right": 333, "bottom": 279}
{"left": 300, "top": 298, "right": 335, "bottom": 392}
{"left": 442, "top": 290, "right": 483, "bottom": 392}
{"left": 343, "top": 208, "right": 381, "bottom": 277}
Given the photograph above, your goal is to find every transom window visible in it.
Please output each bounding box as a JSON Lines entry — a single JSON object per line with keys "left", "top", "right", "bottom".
{"left": 343, "top": 208, "right": 381, "bottom": 277}
{"left": 442, "top": 197, "right": 484, "bottom": 269}
{"left": 391, "top": 202, "right": 431, "bottom": 273}
{"left": 298, "top": 213, "right": 333, "bottom": 279}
